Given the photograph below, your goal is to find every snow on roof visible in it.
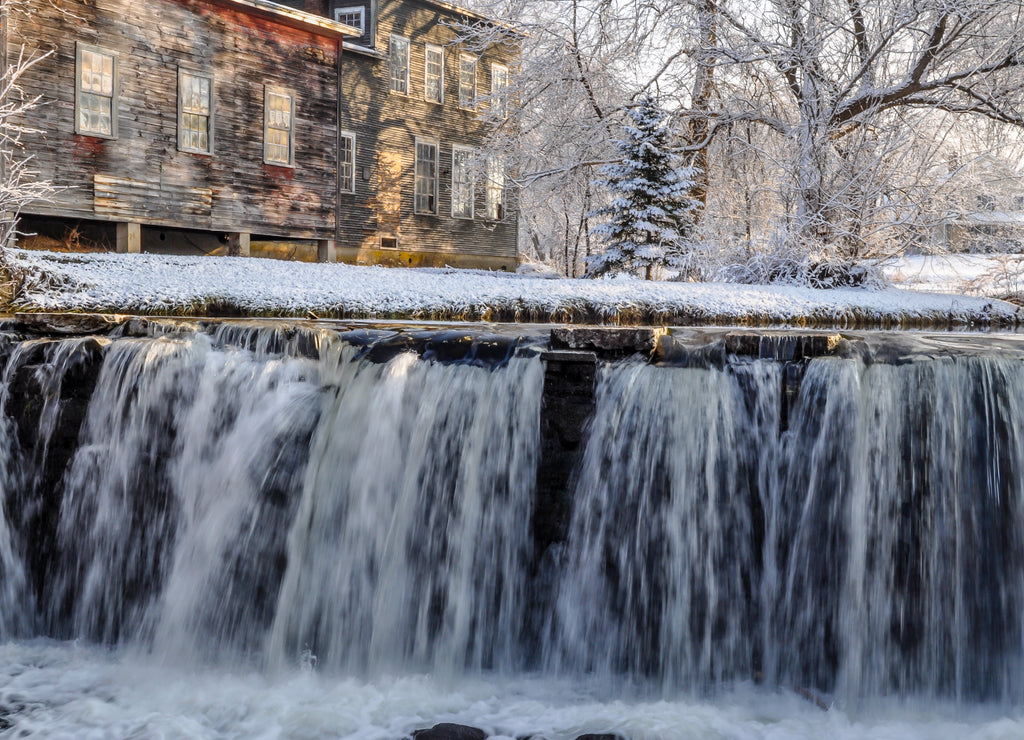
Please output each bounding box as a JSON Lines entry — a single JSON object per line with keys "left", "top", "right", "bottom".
{"left": 8, "top": 249, "right": 1020, "bottom": 329}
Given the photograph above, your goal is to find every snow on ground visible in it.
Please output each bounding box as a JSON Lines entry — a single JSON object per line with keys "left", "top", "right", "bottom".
{"left": 884, "top": 253, "right": 1024, "bottom": 298}
{"left": 7, "top": 248, "right": 1022, "bottom": 328}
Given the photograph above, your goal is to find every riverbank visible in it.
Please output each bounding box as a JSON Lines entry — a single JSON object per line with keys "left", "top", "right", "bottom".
{"left": 6, "top": 248, "right": 1021, "bottom": 329}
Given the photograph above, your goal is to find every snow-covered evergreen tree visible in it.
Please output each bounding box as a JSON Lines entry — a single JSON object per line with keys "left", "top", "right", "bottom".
{"left": 586, "top": 95, "right": 702, "bottom": 279}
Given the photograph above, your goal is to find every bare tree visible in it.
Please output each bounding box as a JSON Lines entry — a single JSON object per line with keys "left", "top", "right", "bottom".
{"left": 464, "top": 0, "right": 1024, "bottom": 275}
{"left": 681, "top": 0, "right": 1024, "bottom": 255}
{"left": 0, "top": 0, "right": 56, "bottom": 293}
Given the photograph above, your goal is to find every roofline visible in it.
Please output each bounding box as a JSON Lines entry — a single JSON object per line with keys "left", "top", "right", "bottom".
{"left": 217, "top": 0, "right": 361, "bottom": 38}
{"left": 419, "top": 0, "right": 524, "bottom": 36}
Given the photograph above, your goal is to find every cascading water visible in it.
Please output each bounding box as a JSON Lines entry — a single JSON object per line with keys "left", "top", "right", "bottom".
{"left": 2, "top": 322, "right": 1024, "bottom": 738}
{"left": 545, "top": 346, "right": 1024, "bottom": 704}
{"left": 0, "top": 324, "right": 543, "bottom": 674}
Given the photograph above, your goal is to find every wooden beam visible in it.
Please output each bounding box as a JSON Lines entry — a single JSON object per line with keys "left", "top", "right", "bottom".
{"left": 227, "top": 232, "right": 251, "bottom": 257}
{"left": 116, "top": 222, "right": 141, "bottom": 254}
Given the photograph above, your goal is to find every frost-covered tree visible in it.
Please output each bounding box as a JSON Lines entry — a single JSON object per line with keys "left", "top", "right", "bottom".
{"left": 586, "top": 96, "right": 701, "bottom": 279}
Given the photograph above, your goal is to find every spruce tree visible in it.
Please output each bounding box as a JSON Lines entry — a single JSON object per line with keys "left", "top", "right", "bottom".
{"left": 586, "top": 95, "right": 701, "bottom": 279}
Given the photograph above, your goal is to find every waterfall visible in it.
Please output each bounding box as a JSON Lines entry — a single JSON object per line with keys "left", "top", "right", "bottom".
{"left": 546, "top": 350, "right": 1024, "bottom": 700}
{"left": 0, "top": 324, "right": 543, "bottom": 677}
{"left": 2, "top": 323, "right": 1024, "bottom": 704}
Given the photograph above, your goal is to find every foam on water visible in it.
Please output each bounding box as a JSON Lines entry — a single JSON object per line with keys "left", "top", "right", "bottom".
{"left": 2, "top": 641, "right": 1023, "bottom": 740}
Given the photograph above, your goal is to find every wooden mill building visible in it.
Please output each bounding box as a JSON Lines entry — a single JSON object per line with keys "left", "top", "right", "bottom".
{"left": 3, "top": 0, "right": 519, "bottom": 270}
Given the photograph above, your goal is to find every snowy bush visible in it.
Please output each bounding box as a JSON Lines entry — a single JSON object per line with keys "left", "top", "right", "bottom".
{"left": 714, "top": 247, "right": 889, "bottom": 289}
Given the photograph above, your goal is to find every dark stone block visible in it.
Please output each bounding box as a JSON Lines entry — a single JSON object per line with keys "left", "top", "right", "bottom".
{"left": 551, "top": 327, "right": 664, "bottom": 356}
{"left": 423, "top": 331, "right": 476, "bottom": 364}
{"left": 360, "top": 331, "right": 432, "bottom": 363}
{"left": 411, "top": 723, "right": 487, "bottom": 740}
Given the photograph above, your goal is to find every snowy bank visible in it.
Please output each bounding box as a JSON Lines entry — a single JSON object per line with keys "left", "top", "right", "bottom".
{"left": 8, "top": 249, "right": 1021, "bottom": 329}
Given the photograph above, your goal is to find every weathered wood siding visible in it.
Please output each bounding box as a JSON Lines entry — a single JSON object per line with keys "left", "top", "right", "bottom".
{"left": 8, "top": 0, "right": 340, "bottom": 239}
{"left": 336, "top": 0, "right": 519, "bottom": 266}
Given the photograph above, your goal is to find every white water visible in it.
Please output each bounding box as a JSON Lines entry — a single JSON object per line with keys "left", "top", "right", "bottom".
{"left": 4, "top": 641, "right": 1024, "bottom": 739}
{"left": 3, "top": 327, "right": 1024, "bottom": 736}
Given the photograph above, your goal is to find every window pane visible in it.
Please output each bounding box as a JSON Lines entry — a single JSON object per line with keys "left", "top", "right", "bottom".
{"left": 491, "top": 65, "right": 508, "bottom": 118}
{"left": 425, "top": 46, "right": 443, "bottom": 103}
{"left": 486, "top": 157, "right": 504, "bottom": 220}
{"left": 265, "top": 90, "right": 294, "bottom": 164}
{"left": 415, "top": 142, "right": 437, "bottom": 213}
{"left": 180, "top": 73, "right": 212, "bottom": 152}
{"left": 340, "top": 134, "right": 354, "bottom": 191}
{"left": 390, "top": 37, "right": 409, "bottom": 94}
{"left": 335, "top": 7, "right": 364, "bottom": 32}
{"left": 459, "top": 55, "right": 476, "bottom": 108}
{"left": 452, "top": 148, "right": 473, "bottom": 218}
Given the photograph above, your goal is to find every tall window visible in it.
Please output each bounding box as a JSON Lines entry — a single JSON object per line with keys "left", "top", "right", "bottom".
{"left": 486, "top": 156, "right": 504, "bottom": 220}
{"left": 415, "top": 139, "right": 438, "bottom": 214}
{"left": 178, "top": 70, "right": 212, "bottom": 154}
{"left": 339, "top": 131, "right": 355, "bottom": 193}
{"left": 76, "top": 43, "right": 117, "bottom": 138}
{"left": 333, "top": 6, "right": 364, "bottom": 34}
{"left": 389, "top": 35, "right": 410, "bottom": 94}
{"left": 425, "top": 44, "right": 443, "bottom": 104}
{"left": 459, "top": 53, "right": 476, "bottom": 109}
{"left": 490, "top": 63, "right": 509, "bottom": 119}
{"left": 264, "top": 87, "right": 294, "bottom": 166}
{"left": 451, "top": 146, "right": 474, "bottom": 219}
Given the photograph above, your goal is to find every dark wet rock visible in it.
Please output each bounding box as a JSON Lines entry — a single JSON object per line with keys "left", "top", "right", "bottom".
{"left": 724, "top": 332, "right": 842, "bottom": 361}
{"left": 335, "top": 328, "right": 398, "bottom": 349}
{"left": 12, "top": 311, "right": 126, "bottom": 336}
{"left": 551, "top": 326, "right": 665, "bottom": 356}
{"left": 411, "top": 722, "right": 488, "bottom": 740}
{"left": 423, "top": 331, "right": 476, "bottom": 364}
{"left": 466, "top": 334, "right": 520, "bottom": 368}
{"left": 575, "top": 734, "right": 627, "bottom": 740}
{"left": 360, "top": 331, "right": 433, "bottom": 363}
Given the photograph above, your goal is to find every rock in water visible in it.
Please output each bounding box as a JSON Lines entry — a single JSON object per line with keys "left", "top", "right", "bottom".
{"left": 411, "top": 723, "right": 488, "bottom": 740}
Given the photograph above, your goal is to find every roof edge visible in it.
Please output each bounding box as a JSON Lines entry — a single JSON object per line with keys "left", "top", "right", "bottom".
{"left": 218, "top": 0, "right": 361, "bottom": 37}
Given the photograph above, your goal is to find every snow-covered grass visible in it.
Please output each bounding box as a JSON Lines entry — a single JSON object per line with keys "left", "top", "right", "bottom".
{"left": 6, "top": 248, "right": 1021, "bottom": 329}
{"left": 884, "top": 253, "right": 1024, "bottom": 299}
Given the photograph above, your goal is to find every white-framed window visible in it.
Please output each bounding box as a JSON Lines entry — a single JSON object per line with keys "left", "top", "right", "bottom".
{"left": 389, "top": 35, "right": 410, "bottom": 94}
{"left": 490, "top": 63, "right": 509, "bottom": 119}
{"left": 451, "top": 145, "right": 474, "bottom": 219}
{"left": 458, "top": 53, "right": 476, "bottom": 109}
{"left": 425, "top": 44, "right": 444, "bottom": 104}
{"left": 339, "top": 131, "right": 355, "bottom": 193}
{"left": 414, "top": 138, "right": 438, "bottom": 214}
{"left": 333, "top": 6, "right": 365, "bottom": 34}
{"left": 486, "top": 156, "right": 504, "bottom": 220}
{"left": 264, "top": 87, "right": 295, "bottom": 166}
{"left": 75, "top": 43, "right": 117, "bottom": 138}
{"left": 178, "top": 69, "right": 213, "bottom": 154}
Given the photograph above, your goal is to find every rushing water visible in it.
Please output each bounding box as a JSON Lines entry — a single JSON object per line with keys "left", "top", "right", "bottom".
{"left": 2, "top": 324, "right": 1024, "bottom": 736}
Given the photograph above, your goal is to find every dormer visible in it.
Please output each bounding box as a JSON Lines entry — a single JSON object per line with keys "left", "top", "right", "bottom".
{"left": 271, "top": 0, "right": 375, "bottom": 47}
